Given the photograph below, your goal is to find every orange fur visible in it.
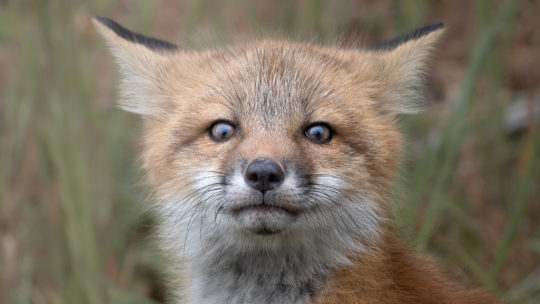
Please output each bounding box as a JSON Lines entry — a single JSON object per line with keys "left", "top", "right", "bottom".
{"left": 94, "top": 17, "right": 501, "bottom": 303}
{"left": 314, "top": 229, "right": 501, "bottom": 304}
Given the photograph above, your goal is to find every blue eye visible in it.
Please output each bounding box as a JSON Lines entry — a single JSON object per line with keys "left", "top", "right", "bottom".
{"left": 304, "top": 123, "right": 333, "bottom": 144}
{"left": 209, "top": 121, "right": 235, "bottom": 142}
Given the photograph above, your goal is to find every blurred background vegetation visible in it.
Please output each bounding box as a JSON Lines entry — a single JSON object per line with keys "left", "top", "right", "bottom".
{"left": 1, "top": 0, "right": 539, "bottom": 303}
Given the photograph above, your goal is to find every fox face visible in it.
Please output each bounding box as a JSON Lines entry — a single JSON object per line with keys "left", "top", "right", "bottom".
{"left": 152, "top": 42, "right": 402, "bottom": 238}
{"left": 94, "top": 18, "right": 444, "bottom": 303}
{"left": 140, "top": 42, "right": 395, "bottom": 254}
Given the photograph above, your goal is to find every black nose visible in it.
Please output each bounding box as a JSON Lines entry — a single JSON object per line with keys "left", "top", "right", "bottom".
{"left": 244, "top": 158, "right": 285, "bottom": 193}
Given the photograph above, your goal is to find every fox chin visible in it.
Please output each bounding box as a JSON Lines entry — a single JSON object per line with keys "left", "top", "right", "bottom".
{"left": 94, "top": 16, "right": 501, "bottom": 304}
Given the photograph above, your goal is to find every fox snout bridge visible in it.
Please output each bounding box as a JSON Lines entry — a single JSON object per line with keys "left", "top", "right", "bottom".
{"left": 244, "top": 158, "right": 285, "bottom": 193}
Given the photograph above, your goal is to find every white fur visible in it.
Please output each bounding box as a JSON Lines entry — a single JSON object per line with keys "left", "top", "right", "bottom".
{"left": 157, "top": 169, "right": 382, "bottom": 304}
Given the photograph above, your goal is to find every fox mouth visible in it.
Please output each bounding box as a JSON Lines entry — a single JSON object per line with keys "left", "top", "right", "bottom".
{"left": 228, "top": 201, "right": 303, "bottom": 235}
{"left": 231, "top": 204, "right": 302, "bottom": 217}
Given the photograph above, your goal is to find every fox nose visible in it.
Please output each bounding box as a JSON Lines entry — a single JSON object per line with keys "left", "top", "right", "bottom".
{"left": 244, "top": 158, "right": 285, "bottom": 193}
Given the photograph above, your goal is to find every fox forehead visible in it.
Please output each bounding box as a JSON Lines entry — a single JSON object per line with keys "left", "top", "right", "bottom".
{"left": 164, "top": 40, "right": 374, "bottom": 128}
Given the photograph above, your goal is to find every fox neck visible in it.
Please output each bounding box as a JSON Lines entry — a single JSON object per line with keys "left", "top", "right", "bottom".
{"left": 185, "top": 243, "right": 329, "bottom": 304}
{"left": 165, "top": 216, "right": 382, "bottom": 304}
{"left": 156, "top": 172, "right": 386, "bottom": 303}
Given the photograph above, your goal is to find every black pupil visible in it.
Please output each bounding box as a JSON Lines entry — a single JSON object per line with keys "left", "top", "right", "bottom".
{"left": 214, "top": 123, "right": 232, "bottom": 139}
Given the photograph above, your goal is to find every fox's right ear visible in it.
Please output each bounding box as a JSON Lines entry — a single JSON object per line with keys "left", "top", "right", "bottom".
{"left": 365, "top": 23, "right": 444, "bottom": 115}
{"left": 93, "top": 17, "right": 179, "bottom": 115}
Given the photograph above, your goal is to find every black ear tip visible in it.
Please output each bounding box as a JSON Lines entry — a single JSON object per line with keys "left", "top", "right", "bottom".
{"left": 368, "top": 21, "right": 445, "bottom": 51}
{"left": 427, "top": 22, "right": 444, "bottom": 31}
{"left": 410, "top": 22, "right": 445, "bottom": 39}
{"left": 92, "top": 16, "right": 179, "bottom": 52}
{"left": 93, "top": 16, "right": 129, "bottom": 36}
{"left": 93, "top": 16, "right": 114, "bottom": 27}
{"left": 93, "top": 16, "right": 106, "bottom": 23}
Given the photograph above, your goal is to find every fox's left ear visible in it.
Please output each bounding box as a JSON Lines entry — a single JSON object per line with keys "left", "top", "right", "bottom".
{"left": 366, "top": 23, "right": 444, "bottom": 115}
{"left": 93, "top": 17, "right": 179, "bottom": 115}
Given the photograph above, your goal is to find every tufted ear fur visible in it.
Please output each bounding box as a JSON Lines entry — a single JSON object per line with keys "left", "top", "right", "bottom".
{"left": 93, "top": 17, "right": 179, "bottom": 116}
{"left": 367, "top": 23, "right": 444, "bottom": 115}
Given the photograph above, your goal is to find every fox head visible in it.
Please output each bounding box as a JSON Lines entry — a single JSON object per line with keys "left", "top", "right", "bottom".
{"left": 94, "top": 17, "right": 443, "bottom": 259}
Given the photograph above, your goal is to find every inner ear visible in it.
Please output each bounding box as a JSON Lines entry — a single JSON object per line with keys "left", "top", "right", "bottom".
{"left": 94, "top": 16, "right": 179, "bottom": 52}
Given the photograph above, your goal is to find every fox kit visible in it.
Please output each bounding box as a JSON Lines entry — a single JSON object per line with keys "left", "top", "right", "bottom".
{"left": 94, "top": 17, "right": 500, "bottom": 304}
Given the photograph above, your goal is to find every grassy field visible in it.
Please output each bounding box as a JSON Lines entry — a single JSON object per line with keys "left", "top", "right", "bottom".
{"left": 1, "top": 0, "right": 539, "bottom": 303}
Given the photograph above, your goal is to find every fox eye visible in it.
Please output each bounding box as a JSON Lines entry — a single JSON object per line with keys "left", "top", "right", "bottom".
{"left": 209, "top": 121, "right": 236, "bottom": 142}
{"left": 304, "top": 123, "right": 333, "bottom": 144}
